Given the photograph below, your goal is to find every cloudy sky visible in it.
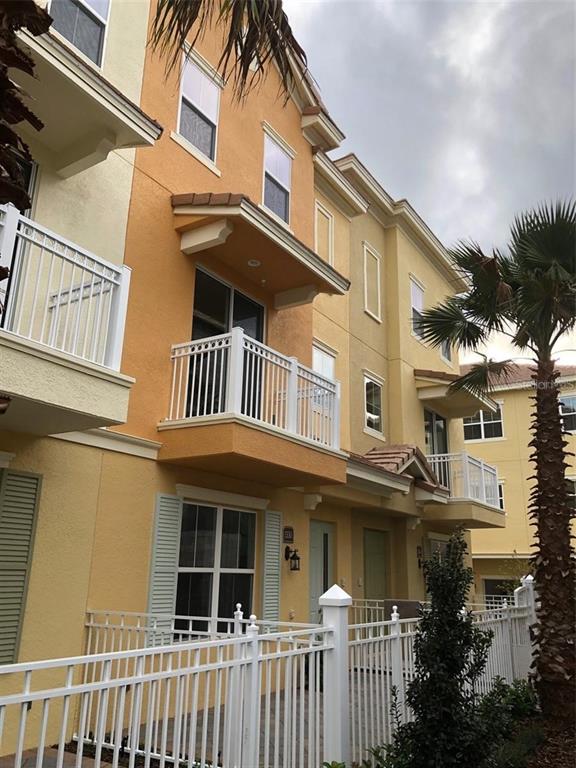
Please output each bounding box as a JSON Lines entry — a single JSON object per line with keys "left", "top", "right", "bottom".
{"left": 283, "top": 0, "right": 576, "bottom": 363}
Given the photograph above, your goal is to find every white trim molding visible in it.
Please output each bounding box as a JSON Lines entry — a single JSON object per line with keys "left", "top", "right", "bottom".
{"left": 175, "top": 484, "right": 270, "bottom": 511}
{"left": 52, "top": 428, "right": 161, "bottom": 460}
{"left": 363, "top": 241, "right": 382, "bottom": 322}
{"left": 262, "top": 121, "right": 296, "bottom": 158}
{"left": 315, "top": 199, "right": 335, "bottom": 266}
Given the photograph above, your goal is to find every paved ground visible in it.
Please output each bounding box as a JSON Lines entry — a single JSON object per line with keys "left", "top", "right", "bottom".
{"left": 0, "top": 748, "right": 112, "bottom": 767}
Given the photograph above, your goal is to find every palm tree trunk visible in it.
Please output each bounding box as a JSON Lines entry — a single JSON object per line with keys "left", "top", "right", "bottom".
{"left": 529, "top": 359, "right": 576, "bottom": 721}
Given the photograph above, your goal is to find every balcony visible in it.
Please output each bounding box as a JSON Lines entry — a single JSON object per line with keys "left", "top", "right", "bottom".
{"left": 0, "top": 206, "right": 132, "bottom": 434}
{"left": 424, "top": 452, "right": 505, "bottom": 528}
{"left": 158, "top": 328, "right": 346, "bottom": 485}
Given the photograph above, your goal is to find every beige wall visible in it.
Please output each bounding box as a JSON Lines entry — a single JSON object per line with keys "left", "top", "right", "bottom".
{"left": 470, "top": 384, "right": 576, "bottom": 559}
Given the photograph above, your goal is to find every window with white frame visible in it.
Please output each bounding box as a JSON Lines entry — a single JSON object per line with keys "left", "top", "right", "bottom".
{"left": 364, "top": 243, "right": 382, "bottom": 322}
{"left": 263, "top": 133, "right": 292, "bottom": 223}
{"left": 566, "top": 478, "right": 576, "bottom": 510}
{"left": 441, "top": 339, "right": 452, "bottom": 362}
{"left": 176, "top": 503, "right": 255, "bottom": 628}
{"left": 179, "top": 57, "right": 221, "bottom": 161}
{"left": 313, "top": 343, "right": 336, "bottom": 380}
{"left": 364, "top": 374, "right": 383, "bottom": 434}
{"left": 560, "top": 395, "right": 576, "bottom": 432}
{"left": 315, "top": 201, "right": 334, "bottom": 265}
{"left": 410, "top": 277, "right": 424, "bottom": 339}
{"left": 463, "top": 404, "right": 504, "bottom": 440}
{"left": 50, "top": 0, "right": 109, "bottom": 65}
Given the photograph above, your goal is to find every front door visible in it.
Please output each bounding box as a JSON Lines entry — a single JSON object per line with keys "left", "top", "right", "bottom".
{"left": 363, "top": 529, "right": 388, "bottom": 600}
{"left": 309, "top": 520, "right": 334, "bottom": 622}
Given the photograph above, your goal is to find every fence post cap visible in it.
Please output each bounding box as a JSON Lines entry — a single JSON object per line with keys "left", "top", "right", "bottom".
{"left": 319, "top": 584, "right": 352, "bottom": 607}
{"left": 521, "top": 574, "right": 534, "bottom": 585}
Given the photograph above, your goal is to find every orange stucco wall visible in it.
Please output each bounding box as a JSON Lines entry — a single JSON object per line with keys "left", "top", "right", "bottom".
{"left": 117, "top": 7, "right": 317, "bottom": 441}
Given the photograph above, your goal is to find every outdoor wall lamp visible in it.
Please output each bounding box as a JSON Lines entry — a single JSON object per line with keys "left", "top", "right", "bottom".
{"left": 284, "top": 546, "right": 301, "bottom": 571}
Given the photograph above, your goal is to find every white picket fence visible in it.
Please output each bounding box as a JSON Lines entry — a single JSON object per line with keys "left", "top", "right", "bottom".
{"left": 0, "top": 579, "right": 535, "bottom": 767}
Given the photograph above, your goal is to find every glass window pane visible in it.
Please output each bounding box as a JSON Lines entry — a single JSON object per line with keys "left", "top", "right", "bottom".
{"left": 221, "top": 510, "right": 255, "bottom": 569}
{"left": 180, "top": 100, "right": 216, "bottom": 159}
{"left": 313, "top": 347, "right": 335, "bottom": 380}
{"left": 412, "top": 308, "right": 423, "bottom": 338}
{"left": 365, "top": 379, "right": 382, "bottom": 432}
{"left": 218, "top": 573, "right": 253, "bottom": 619}
{"left": 483, "top": 421, "right": 503, "bottom": 439}
{"left": 464, "top": 423, "right": 482, "bottom": 441}
{"left": 264, "top": 135, "right": 291, "bottom": 189}
{"left": 316, "top": 206, "right": 332, "bottom": 262}
{"left": 51, "top": 0, "right": 104, "bottom": 64}
{"left": 85, "top": 0, "right": 109, "bottom": 19}
{"left": 182, "top": 61, "right": 219, "bottom": 123}
{"left": 192, "top": 270, "right": 230, "bottom": 339}
{"left": 441, "top": 339, "right": 452, "bottom": 360}
{"left": 410, "top": 279, "right": 424, "bottom": 312}
{"left": 264, "top": 173, "right": 289, "bottom": 222}
{"left": 179, "top": 504, "right": 216, "bottom": 567}
{"left": 176, "top": 572, "right": 212, "bottom": 632}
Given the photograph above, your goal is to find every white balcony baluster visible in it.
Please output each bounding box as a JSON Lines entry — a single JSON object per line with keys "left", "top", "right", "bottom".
{"left": 428, "top": 452, "right": 501, "bottom": 510}
{"left": 167, "top": 328, "right": 341, "bottom": 450}
{"left": 0, "top": 204, "right": 129, "bottom": 371}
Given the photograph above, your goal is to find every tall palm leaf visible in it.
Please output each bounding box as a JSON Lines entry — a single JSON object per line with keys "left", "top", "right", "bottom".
{"left": 418, "top": 201, "right": 576, "bottom": 722}
{"left": 150, "top": 0, "right": 307, "bottom": 99}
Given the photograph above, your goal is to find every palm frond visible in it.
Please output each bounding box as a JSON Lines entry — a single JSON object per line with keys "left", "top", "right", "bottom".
{"left": 417, "top": 297, "right": 488, "bottom": 350}
{"left": 448, "top": 359, "right": 519, "bottom": 399}
{"left": 150, "top": 0, "right": 307, "bottom": 100}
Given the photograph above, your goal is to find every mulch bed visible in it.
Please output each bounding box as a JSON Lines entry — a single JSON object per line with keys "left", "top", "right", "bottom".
{"left": 527, "top": 720, "right": 576, "bottom": 768}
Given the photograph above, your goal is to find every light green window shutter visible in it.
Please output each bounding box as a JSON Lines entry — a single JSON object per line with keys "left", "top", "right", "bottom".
{"left": 262, "top": 510, "right": 282, "bottom": 622}
{"left": 148, "top": 494, "right": 182, "bottom": 617}
{"left": 0, "top": 471, "right": 41, "bottom": 664}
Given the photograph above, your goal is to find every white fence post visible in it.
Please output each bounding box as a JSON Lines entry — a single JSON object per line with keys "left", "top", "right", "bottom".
{"left": 241, "top": 615, "right": 260, "bottom": 768}
{"left": 227, "top": 326, "right": 244, "bottom": 414}
{"left": 515, "top": 574, "right": 537, "bottom": 624}
{"left": 503, "top": 600, "right": 515, "bottom": 681}
{"left": 319, "top": 584, "right": 352, "bottom": 765}
{"left": 0, "top": 204, "right": 19, "bottom": 327}
{"left": 226, "top": 604, "right": 244, "bottom": 767}
{"left": 390, "top": 606, "right": 406, "bottom": 725}
{"left": 461, "top": 452, "right": 470, "bottom": 498}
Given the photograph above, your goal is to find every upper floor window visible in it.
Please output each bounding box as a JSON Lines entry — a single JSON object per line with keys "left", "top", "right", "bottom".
{"left": 441, "top": 339, "right": 452, "bottom": 362}
{"left": 179, "top": 58, "right": 221, "bottom": 161}
{"left": 567, "top": 478, "right": 576, "bottom": 510}
{"left": 263, "top": 133, "right": 292, "bottom": 223}
{"left": 312, "top": 343, "right": 336, "bottom": 381}
{"left": 363, "top": 243, "right": 382, "bottom": 322}
{"left": 560, "top": 395, "right": 576, "bottom": 432}
{"left": 498, "top": 482, "right": 505, "bottom": 510}
{"left": 50, "top": 0, "right": 109, "bottom": 66}
{"left": 315, "top": 201, "right": 334, "bottom": 265}
{"left": 364, "top": 374, "right": 383, "bottom": 434}
{"left": 463, "top": 404, "right": 503, "bottom": 441}
{"left": 410, "top": 277, "right": 424, "bottom": 339}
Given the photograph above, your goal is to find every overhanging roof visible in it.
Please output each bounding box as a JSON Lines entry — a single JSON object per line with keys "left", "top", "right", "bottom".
{"left": 414, "top": 369, "right": 498, "bottom": 417}
{"left": 172, "top": 192, "right": 350, "bottom": 308}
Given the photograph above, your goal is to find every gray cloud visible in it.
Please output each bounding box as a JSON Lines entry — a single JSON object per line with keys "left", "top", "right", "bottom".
{"left": 284, "top": 0, "right": 576, "bottom": 252}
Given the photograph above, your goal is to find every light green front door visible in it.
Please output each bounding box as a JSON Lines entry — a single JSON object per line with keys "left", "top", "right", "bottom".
{"left": 364, "top": 529, "right": 388, "bottom": 600}
{"left": 309, "top": 521, "right": 334, "bottom": 622}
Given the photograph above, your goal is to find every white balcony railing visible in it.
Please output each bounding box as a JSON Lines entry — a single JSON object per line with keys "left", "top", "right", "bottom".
{"left": 0, "top": 205, "right": 130, "bottom": 370}
{"left": 167, "top": 327, "right": 341, "bottom": 450}
{"left": 428, "top": 452, "right": 500, "bottom": 509}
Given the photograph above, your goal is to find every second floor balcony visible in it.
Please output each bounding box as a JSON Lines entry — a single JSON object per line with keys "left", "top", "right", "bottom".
{"left": 0, "top": 205, "right": 132, "bottom": 434}
{"left": 424, "top": 451, "right": 505, "bottom": 528}
{"left": 158, "top": 327, "right": 346, "bottom": 486}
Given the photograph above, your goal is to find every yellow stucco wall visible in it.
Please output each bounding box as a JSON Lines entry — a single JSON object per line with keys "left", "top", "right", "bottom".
{"left": 469, "top": 383, "right": 576, "bottom": 562}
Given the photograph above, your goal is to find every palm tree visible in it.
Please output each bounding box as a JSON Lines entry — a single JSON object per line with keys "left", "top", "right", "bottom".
{"left": 417, "top": 201, "right": 576, "bottom": 722}
{"left": 151, "top": 0, "right": 307, "bottom": 100}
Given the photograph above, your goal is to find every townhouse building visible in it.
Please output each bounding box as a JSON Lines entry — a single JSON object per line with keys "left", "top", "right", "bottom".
{"left": 0, "top": 0, "right": 506, "bottom": 679}
{"left": 467, "top": 365, "right": 576, "bottom": 603}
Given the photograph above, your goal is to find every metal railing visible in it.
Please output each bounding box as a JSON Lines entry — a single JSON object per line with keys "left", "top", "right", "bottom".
{"left": 428, "top": 452, "right": 501, "bottom": 509}
{"left": 167, "top": 326, "right": 341, "bottom": 450}
{"left": 0, "top": 204, "right": 130, "bottom": 370}
{"left": 0, "top": 580, "right": 535, "bottom": 767}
